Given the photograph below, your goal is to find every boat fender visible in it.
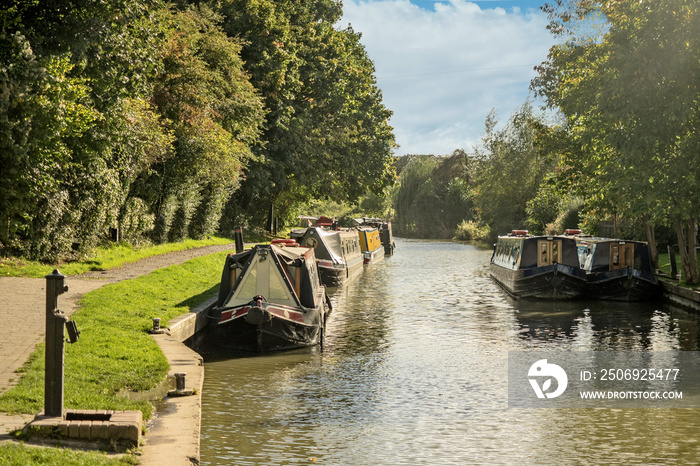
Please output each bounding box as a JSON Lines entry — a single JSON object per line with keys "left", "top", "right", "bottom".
{"left": 244, "top": 295, "right": 271, "bottom": 325}
{"left": 245, "top": 306, "right": 271, "bottom": 325}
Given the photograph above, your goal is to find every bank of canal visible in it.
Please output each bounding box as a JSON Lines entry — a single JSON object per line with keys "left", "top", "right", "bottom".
{"left": 198, "top": 238, "right": 700, "bottom": 464}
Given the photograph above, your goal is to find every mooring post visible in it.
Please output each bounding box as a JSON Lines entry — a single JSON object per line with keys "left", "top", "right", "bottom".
{"left": 667, "top": 246, "right": 678, "bottom": 280}
{"left": 44, "top": 269, "right": 69, "bottom": 417}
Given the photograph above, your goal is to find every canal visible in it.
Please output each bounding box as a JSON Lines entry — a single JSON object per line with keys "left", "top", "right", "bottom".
{"left": 199, "top": 238, "right": 700, "bottom": 464}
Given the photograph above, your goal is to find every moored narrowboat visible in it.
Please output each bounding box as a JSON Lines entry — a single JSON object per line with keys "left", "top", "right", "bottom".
{"left": 578, "top": 238, "right": 660, "bottom": 301}
{"left": 489, "top": 231, "right": 587, "bottom": 299}
{"left": 297, "top": 226, "right": 364, "bottom": 286}
{"left": 208, "top": 242, "right": 330, "bottom": 352}
{"left": 357, "top": 225, "right": 385, "bottom": 264}
{"left": 355, "top": 217, "right": 396, "bottom": 255}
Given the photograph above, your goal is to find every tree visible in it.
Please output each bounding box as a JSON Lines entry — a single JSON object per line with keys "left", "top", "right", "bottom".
{"left": 1, "top": 1, "right": 265, "bottom": 260}
{"left": 392, "top": 150, "right": 474, "bottom": 238}
{"left": 532, "top": 0, "right": 700, "bottom": 282}
{"left": 147, "top": 6, "right": 265, "bottom": 241}
{"left": 216, "top": 0, "right": 396, "bottom": 229}
{"left": 0, "top": 33, "right": 99, "bottom": 260}
{"left": 1, "top": 0, "right": 172, "bottom": 260}
{"left": 472, "top": 104, "right": 553, "bottom": 242}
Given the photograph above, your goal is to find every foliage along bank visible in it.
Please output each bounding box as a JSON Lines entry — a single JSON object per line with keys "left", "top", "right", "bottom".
{"left": 0, "top": 0, "right": 395, "bottom": 263}
{"left": 390, "top": 0, "right": 699, "bottom": 284}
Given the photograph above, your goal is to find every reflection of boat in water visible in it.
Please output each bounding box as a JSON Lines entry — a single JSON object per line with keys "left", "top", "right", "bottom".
{"left": 296, "top": 227, "right": 363, "bottom": 287}
{"left": 209, "top": 242, "right": 330, "bottom": 352}
{"left": 489, "top": 231, "right": 587, "bottom": 299}
{"left": 354, "top": 217, "right": 395, "bottom": 255}
{"left": 577, "top": 237, "right": 661, "bottom": 301}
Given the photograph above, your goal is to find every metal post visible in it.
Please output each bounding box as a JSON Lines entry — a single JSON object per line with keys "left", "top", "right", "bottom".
{"left": 668, "top": 246, "right": 678, "bottom": 280}
{"left": 266, "top": 204, "right": 274, "bottom": 233}
{"left": 44, "top": 270, "right": 68, "bottom": 417}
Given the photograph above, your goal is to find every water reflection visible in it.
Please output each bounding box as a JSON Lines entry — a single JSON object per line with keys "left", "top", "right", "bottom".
{"left": 508, "top": 294, "right": 698, "bottom": 351}
{"left": 200, "top": 238, "right": 700, "bottom": 465}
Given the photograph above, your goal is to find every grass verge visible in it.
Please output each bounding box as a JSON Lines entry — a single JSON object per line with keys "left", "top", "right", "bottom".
{"left": 0, "top": 237, "right": 235, "bottom": 278}
{"left": 0, "top": 443, "right": 138, "bottom": 465}
{"left": 657, "top": 251, "right": 700, "bottom": 288}
{"left": 0, "top": 251, "right": 227, "bottom": 462}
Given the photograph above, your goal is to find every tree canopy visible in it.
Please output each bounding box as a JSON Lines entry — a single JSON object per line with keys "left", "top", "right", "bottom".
{"left": 532, "top": 0, "right": 700, "bottom": 282}
{"left": 1, "top": 0, "right": 396, "bottom": 262}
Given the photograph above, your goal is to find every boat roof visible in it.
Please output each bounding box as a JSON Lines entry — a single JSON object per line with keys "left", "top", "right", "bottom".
{"left": 221, "top": 244, "right": 316, "bottom": 309}
{"left": 300, "top": 227, "right": 344, "bottom": 264}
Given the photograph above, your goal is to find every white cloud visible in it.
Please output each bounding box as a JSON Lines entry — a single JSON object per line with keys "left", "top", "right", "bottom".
{"left": 340, "top": 0, "right": 556, "bottom": 155}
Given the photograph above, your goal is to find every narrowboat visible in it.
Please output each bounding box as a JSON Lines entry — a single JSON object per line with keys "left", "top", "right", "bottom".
{"left": 357, "top": 225, "right": 385, "bottom": 264}
{"left": 578, "top": 238, "right": 661, "bottom": 301}
{"left": 489, "top": 231, "right": 588, "bottom": 299}
{"left": 355, "top": 217, "right": 395, "bottom": 255}
{"left": 208, "top": 241, "right": 331, "bottom": 352}
{"left": 296, "top": 226, "right": 364, "bottom": 286}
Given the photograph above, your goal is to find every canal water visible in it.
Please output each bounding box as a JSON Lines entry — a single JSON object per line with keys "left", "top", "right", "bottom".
{"left": 199, "top": 238, "right": 700, "bottom": 465}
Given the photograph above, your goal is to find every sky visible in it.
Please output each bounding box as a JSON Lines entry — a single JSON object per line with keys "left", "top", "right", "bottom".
{"left": 340, "top": 0, "right": 557, "bottom": 156}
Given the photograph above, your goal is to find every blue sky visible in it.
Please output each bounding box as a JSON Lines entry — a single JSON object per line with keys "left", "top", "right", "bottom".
{"left": 340, "top": 0, "right": 555, "bottom": 155}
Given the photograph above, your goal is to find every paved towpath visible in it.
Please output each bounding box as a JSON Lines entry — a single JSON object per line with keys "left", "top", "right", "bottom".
{"left": 0, "top": 243, "right": 235, "bottom": 461}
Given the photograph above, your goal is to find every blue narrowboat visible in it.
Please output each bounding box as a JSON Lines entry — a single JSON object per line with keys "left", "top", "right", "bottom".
{"left": 577, "top": 238, "right": 660, "bottom": 301}
{"left": 489, "top": 231, "right": 588, "bottom": 299}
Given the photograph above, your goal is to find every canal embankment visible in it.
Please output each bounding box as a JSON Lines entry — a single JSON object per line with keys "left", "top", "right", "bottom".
{"left": 660, "top": 280, "right": 700, "bottom": 312}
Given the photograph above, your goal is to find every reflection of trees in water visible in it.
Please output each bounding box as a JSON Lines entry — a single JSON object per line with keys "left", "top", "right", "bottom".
{"left": 326, "top": 264, "right": 393, "bottom": 356}
{"left": 316, "top": 263, "right": 394, "bottom": 425}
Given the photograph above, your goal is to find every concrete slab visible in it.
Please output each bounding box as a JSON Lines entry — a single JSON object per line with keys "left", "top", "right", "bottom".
{"left": 139, "top": 332, "right": 204, "bottom": 465}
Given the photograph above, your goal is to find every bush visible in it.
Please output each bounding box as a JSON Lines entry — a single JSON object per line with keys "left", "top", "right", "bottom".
{"left": 454, "top": 220, "right": 490, "bottom": 242}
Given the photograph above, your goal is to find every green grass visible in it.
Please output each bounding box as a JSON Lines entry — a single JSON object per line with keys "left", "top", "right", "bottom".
{"left": 0, "top": 236, "right": 234, "bottom": 278}
{"left": 0, "top": 252, "right": 225, "bottom": 416}
{"left": 657, "top": 251, "right": 700, "bottom": 288}
{"left": 0, "top": 443, "right": 138, "bottom": 465}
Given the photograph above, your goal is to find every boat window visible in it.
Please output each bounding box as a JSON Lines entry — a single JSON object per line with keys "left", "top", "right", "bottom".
{"left": 539, "top": 242, "right": 548, "bottom": 266}
{"left": 226, "top": 252, "right": 297, "bottom": 307}
{"left": 537, "top": 239, "right": 563, "bottom": 266}
{"left": 237, "top": 267, "right": 258, "bottom": 300}
{"left": 269, "top": 264, "right": 291, "bottom": 301}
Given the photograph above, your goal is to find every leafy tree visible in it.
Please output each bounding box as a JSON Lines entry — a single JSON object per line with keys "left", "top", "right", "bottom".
{"left": 146, "top": 6, "right": 265, "bottom": 241}
{"left": 472, "top": 104, "right": 553, "bottom": 242}
{"left": 393, "top": 155, "right": 439, "bottom": 237}
{"left": 1, "top": 0, "right": 171, "bottom": 260}
{"left": 533, "top": 0, "right": 700, "bottom": 282}
{"left": 0, "top": 34, "right": 99, "bottom": 260}
{"left": 216, "top": 0, "right": 396, "bottom": 229}
{"left": 392, "top": 150, "right": 473, "bottom": 238}
{"left": 526, "top": 179, "right": 564, "bottom": 234}
{"left": 1, "top": 1, "right": 265, "bottom": 260}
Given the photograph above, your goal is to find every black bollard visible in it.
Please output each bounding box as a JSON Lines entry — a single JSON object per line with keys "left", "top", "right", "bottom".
{"left": 668, "top": 246, "right": 678, "bottom": 280}
{"left": 44, "top": 270, "right": 69, "bottom": 417}
{"left": 234, "top": 227, "right": 244, "bottom": 253}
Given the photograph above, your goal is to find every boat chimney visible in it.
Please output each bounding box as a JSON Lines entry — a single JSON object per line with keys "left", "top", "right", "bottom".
{"left": 234, "top": 227, "right": 244, "bottom": 253}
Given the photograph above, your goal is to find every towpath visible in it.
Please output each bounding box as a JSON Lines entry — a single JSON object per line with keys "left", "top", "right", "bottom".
{"left": 0, "top": 243, "right": 235, "bottom": 462}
